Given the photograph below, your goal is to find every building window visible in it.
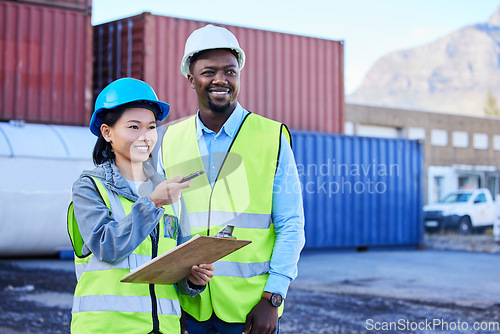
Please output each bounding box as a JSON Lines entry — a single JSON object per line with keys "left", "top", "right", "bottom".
{"left": 431, "top": 129, "right": 448, "bottom": 146}
{"left": 433, "top": 176, "right": 444, "bottom": 202}
{"left": 459, "top": 175, "right": 480, "bottom": 188}
{"left": 356, "top": 124, "right": 402, "bottom": 138}
{"left": 487, "top": 175, "right": 498, "bottom": 199}
{"left": 473, "top": 133, "right": 489, "bottom": 150}
{"left": 452, "top": 131, "right": 468, "bottom": 148}
{"left": 493, "top": 135, "right": 500, "bottom": 150}
{"left": 458, "top": 176, "right": 468, "bottom": 188}
{"left": 344, "top": 122, "right": 354, "bottom": 135}
{"left": 408, "top": 127, "right": 426, "bottom": 140}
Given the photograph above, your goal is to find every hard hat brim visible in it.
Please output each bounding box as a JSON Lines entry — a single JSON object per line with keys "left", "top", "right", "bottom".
{"left": 89, "top": 100, "right": 170, "bottom": 137}
{"left": 181, "top": 47, "right": 246, "bottom": 78}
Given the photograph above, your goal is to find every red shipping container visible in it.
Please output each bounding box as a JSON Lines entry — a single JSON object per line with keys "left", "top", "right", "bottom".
{"left": 9, "top": 0, "right": 91, "bottom": 12}
{"left": 0, "top": 0, "right": 93, "bottom": 125}
{"left": 93, "top": 13, "right": 344, "bottom": 133}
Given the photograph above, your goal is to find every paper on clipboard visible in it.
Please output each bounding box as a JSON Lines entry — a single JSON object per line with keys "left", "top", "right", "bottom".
{"left": 121, "top": 235, "right": 251, "bottom": 285}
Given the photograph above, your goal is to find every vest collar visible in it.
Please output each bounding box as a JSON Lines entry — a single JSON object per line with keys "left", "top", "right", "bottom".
{"left": 81, "top": 160, "right": 165, "bottom": 201}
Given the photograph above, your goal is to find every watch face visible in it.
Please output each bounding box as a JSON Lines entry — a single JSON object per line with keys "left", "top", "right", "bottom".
{"left": 271, "top": 293, "right": 283, "bottom": 307}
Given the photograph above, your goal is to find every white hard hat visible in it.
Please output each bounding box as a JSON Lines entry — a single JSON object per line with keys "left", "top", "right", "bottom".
{"left": 181, "top": 24, "right": 246, "bottom": 78}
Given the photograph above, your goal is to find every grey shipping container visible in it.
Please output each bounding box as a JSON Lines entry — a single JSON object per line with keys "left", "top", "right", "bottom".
{"left": 291, "top": 132, "right": 424, "bottom": 250}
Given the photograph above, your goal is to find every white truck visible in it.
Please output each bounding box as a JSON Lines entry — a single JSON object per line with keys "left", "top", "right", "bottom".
{"left": 424, "top": 188, "right": 498, "bottom": 234}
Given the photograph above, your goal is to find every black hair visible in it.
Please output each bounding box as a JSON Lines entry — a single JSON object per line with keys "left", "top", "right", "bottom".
{"left": 92, "top": 108, "right": 125, "bottom": 165}
{"left": 188, "top": 48, "right": 240, "bottom": 74}
{"left": 92, "top": 101, "right": 159, "bottom": 165}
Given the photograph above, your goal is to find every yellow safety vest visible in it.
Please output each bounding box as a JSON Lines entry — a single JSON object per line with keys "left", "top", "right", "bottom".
{"left": 67, "top": 176, "right": 181, "bottom": 333}
{"left": 162, "top": 112, "right": 290, "bottom": 323}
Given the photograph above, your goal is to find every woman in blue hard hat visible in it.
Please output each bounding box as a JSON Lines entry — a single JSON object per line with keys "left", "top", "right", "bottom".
{"left": 68, "top": 77, "right": 214, "bottom": 334}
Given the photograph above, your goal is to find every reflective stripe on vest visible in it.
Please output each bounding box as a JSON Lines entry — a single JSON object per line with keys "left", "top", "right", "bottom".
{"left": 162, "top": 113, "right": 289, "bottom": 322}
{"left": 214, "top": 260, "right": 271, "bottom": 278}
{"left": 72, "top": 295, "right": 181, "bottom": 315}
{"left": 67, "top": 176, "right": 180, "bottom": 333}
{"left": 74, "top": 253, "right": 152, "bottom": 280}
{"left": 186, "top": 211, "right": 271, "bottom": 230}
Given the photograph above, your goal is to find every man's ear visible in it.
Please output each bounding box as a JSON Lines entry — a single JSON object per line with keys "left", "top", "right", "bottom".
{"left": 187, "top": 74, "right": 195, "bottom": 89}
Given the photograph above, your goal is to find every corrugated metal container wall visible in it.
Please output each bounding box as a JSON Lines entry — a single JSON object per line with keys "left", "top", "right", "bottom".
{"left": 93, "top": 13, "right": 344, "bottom": 133}
{"left": 0, "top": 1, "right": 92, "bottom": 125}
{"left": 292, "top": 132, "right": 424, "bottom": 249}
{"left": 8, "top": 0, "right": 91, "bottom": 12}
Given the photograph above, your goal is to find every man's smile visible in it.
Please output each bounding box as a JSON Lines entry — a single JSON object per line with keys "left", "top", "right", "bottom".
{"left": 208, "top": 87, "right": 231, "bottom": 99}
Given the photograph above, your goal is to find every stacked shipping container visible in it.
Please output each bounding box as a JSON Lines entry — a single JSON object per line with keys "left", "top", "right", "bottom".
{"left": 93, "top": 13, "right": 345, "bottom": 133}
{"left": 0, "top": 0, "right": 92, "bottom": 125}
{"left": 10, "top": 0, "right": 91, "bottom": 11}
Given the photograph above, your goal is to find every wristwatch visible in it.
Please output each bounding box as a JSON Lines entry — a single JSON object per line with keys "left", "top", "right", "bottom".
{"left": 262, "top": 291, "right": 284, "bottom": 307}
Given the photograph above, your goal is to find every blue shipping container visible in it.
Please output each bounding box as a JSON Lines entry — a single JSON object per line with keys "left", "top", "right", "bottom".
{"left": 291, "top": 132, "right": 424, "bottom": 250}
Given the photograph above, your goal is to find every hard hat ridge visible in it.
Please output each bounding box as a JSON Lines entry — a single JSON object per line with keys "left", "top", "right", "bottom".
{"left": 181, "top": 24, "right": 246, "bottom": 78}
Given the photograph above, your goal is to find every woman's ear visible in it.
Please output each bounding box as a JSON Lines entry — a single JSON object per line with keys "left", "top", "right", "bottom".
{"left": 101, "top": 124, "right": 112, "bottom": 143}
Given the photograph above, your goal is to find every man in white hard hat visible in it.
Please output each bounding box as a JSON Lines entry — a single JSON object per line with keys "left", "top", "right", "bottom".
{"left": 158, "top": 24, "right": 305, "bottom": 334}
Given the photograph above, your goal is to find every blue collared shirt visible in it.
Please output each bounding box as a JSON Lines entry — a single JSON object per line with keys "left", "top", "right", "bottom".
{"left": 196, "top": 103, "right": 305, "bottom": 298}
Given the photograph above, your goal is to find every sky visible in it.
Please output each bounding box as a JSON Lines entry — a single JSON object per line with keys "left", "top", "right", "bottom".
{"left": 92, "top": 0, "right": 500, "bottom": 95}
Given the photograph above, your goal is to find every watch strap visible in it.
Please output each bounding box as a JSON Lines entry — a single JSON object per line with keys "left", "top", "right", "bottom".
{"left": 262, "top": 291, "right": 283, "bottom": 307}
{"left": 262, "top": 291, "right": 273, "bottom": 301}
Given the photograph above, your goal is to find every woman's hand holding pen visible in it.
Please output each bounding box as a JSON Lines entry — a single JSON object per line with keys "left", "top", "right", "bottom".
{"left": 149, "top": 175, "right": 191, "bottom": 207}
{"left": 188, "top": 264, "right": 215, "bottom": 286}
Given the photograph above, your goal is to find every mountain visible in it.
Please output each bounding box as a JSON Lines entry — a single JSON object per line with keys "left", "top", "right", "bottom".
{"left": 348, "top": 6, "right": 500, "bottom": 116}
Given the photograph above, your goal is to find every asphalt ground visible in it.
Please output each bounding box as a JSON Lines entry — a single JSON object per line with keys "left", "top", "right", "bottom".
{"left": 1, "top": 238, "right": 500, "bottom": 333}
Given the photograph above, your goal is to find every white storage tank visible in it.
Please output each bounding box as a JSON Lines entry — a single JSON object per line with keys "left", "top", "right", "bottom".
{"left": 0, "top": 121, "right": 95, "bottom": 256}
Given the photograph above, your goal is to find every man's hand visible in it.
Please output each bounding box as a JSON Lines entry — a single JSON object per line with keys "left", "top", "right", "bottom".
{"left": 149, "top": 175, "right": 190, "bottom": 207}
{"left": 242, "top": 298, "right": 278, "bottom": 334}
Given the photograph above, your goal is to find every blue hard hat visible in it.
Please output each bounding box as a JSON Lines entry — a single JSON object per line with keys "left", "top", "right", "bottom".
{"left": 90, "top": 78, "right": 170, "bottom": 136}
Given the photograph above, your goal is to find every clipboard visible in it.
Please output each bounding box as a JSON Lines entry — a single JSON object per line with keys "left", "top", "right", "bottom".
{"left": 121, "top": 235, "right": 251, "bottom": 285}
